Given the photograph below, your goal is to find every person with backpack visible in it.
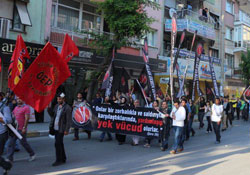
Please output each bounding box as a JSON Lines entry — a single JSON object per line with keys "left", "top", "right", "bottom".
{"left": 0, "top": 92, "right": 13, "bottom": 174}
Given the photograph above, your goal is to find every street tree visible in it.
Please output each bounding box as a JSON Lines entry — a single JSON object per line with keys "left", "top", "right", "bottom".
{"left": 85, "top": 0, "right": 160, "bottom": 100}
{"left": 239, "top": 49, "right": 250, "bottom": 86}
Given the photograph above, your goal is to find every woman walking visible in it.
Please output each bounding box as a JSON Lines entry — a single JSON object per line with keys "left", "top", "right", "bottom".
{"left": 204, "top": 101, "right": 212, "bottom": 133}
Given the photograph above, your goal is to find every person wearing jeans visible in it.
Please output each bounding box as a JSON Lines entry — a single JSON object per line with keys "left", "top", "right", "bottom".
{"left": 170, "top": 100, "right": 186, "bottom": 154}
{"left": 211, "top": 97, "right": 223, "bottom": 144}
{"left": 205, "top": 101, "right": 212, "bottom": 133}
{"left": 187, "top": 99, "right": 196, "bottom": 138}
{"left": 7, "top": 97, "right": 35, "bottom": 162}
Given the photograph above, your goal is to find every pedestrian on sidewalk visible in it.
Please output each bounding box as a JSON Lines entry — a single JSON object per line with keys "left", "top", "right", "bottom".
{"left": 211, "top": 97, "right": 223, "bottom": 144}
{"left": 72, "top": 92, "right": 91, "bottom": 141}
{"left": 169, "top": 99, "right": 186, "bottom": 154}
{"left": 49, "top": 93, "right": 72, "bottom": 166}
{"left": 205, "top": 101, "right": 212, "bottom": 133}
{"left": 6, "top": 97, "right": 36, "bottom": 162}
{"left": 0, "top": 92, "right": 13, "bottom": 174}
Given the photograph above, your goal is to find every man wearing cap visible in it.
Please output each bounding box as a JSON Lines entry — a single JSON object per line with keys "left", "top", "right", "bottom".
{"left": 50, "top": 93, "right": 72, "bottom": 166}
{"left": 0, "top": 92, "right": 12, "bottom": 173}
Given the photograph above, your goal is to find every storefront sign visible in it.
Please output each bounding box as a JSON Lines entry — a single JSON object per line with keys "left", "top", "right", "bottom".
{"left": 0, "top": 38, "right": 45, "bottom": 64}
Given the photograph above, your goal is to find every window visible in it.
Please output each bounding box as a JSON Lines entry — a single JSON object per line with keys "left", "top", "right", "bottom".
{"left": 147, "top": 31, "right": 157, "bottom": 47}
{"left": 226, "top": 54, "right": 234, "bottom": 69}
{"left": 225, "top": 27, "right": 233, "bottom": 40}
{"left": 226, "top": 0, "right": 234, "bottom": 14}
{"left": 210, "top": 48, "right": 219, "bottom": 58}
{"left": 12, "top": 6, "right": 25, "bottom": 32}
{"left": 57, "top": 6, "right": 79, "bottom": 31}
{"left": 51, "top": 0, "right": 102, "bottom": 32}
{"left": 82, "top": 3, "right": 101, "bottom": 31}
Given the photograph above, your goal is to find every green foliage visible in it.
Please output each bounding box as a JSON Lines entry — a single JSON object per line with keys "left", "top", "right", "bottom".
{"left": 239, "top": 49, "right": 250, "bottom": 85}
{"left": 87, "top": 0, "right": 160, "bottom": 58}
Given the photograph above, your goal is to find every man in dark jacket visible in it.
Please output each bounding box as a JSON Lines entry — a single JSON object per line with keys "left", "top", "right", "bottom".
{"left": 50, "top": 93, "right": 72, "bottom": 166}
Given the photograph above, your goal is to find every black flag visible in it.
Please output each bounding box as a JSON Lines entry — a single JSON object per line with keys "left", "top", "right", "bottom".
{"left": 119, "top": 68, "right": 130, "bottom": 94}
{"left": 192, "top": 43, "right": 203, "bottom": 101}
{"left": 101, "top": 47, "right": 115, "bottom": 97}
{"left": 208, "top": 50, "right": 220, "bottom": 97}
{"left": 140, "top": 38, "right": 157, "bottom": 101}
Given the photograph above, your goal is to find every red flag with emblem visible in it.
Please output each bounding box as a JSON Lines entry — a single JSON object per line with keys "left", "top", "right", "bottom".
{"left": 8, "top": 35, "right": 30, "bottom": 90}
{"left": 61, "top": 33, "right": 79, "bottom": 63}
{"left": 13, "top": 42, "right": 71, "bottom": 112}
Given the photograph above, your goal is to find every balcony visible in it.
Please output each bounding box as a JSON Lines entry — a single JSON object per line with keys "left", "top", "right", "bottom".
{"left": 234, "top": 41, "right": 250, "bottom": 53}
{"left": 225, "top": 66, "right": 242, "bottom": 80}
{"left": 235, "top": 13, "right": 250, "bottom": 26}
{"left": 165, "top": 9, "right": 216, "bottom": 40}
{"left": 50, "top": 19, "right": 113, "bottom": 47}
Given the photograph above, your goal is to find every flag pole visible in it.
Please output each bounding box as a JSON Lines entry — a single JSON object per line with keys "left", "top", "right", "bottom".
{"left": 170, "top": 13, "right": 177, "bottom": 103}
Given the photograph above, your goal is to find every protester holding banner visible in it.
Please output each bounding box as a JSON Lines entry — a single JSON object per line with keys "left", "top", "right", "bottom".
{"left": 170, "top": 99, "right": 186, "bottom": 154}
{"left": 49, "top": 93, "right": 72, "bottom": 166}
{"left": 0, "top": 92, "right": 13, "bottom": 173}
{"left": 144, "top": 100, "right": 159, "bottom": 148}
{"left": 160, "top": 101, "right": 171, "bottom": 151}
{"left": 6, "top": 97, "right": 36, "bottom": 162}
{"left": 131, "top": 99, "right": 140, "bottom": 146}
{"left": 115, "top": 96, "right": 128, "bottom": 145}
{"left": 72, "top": 92, "right": 91, "bottom": 141}
{"left": 211, "top": 97, "right": 223, "bottom": 144}
{"left": 99, "top": 97, "right": 113, "bottom": 142}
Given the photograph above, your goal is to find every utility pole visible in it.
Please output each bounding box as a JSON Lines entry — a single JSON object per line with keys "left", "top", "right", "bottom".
{"left": 220, "top": 0, "right": 225, "bottom": 96}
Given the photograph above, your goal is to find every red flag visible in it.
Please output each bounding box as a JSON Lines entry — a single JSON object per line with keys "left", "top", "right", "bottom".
{"left": 61, "top": 33, "right": 79, "bottom": 62}
{"left": 0, "top": 57, "right": 1, "bottom": 72}
{"left": 13, "top": 42, "right": 71, "bottom": 112}
{"left": 8, "top": 35, "right": 30, "bottom": 90}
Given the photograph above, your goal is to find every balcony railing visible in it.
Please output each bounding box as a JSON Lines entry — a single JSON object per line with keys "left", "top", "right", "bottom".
{"left": 176, "top": 9, "right": 215, "bottom": 26}
{"left": 50, "top": 26, "right": 114, "bottom": 46}
{"left": 165, "top": 9, "right": 216, "bottom": 40}
{"left": 235, "top": 13, "right": 250, "bottom": 26}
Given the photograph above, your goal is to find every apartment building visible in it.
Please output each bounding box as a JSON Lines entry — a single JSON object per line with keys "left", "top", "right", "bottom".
{"left": 158, "top": 0, "right": 222, "bottom": 98}
{"left": 0, "top": 0, "right": 47, "bottom": 92}
{"left": 223, "top": 0, "right": 250, "bottom": 96}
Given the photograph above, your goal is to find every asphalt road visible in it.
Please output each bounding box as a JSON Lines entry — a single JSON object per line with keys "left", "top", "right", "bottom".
{"left": 3, "top": 120, "right": 250, "bottom": 175}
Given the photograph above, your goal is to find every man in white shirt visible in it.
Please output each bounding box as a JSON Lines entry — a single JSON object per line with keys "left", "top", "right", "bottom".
{"left": 211, "top": 97, "right": 224, "bottom": 144}
{"left": 170, "top": 100, "right": 186, "bottom": 154}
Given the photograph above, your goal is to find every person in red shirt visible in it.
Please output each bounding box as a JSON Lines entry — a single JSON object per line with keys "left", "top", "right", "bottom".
{"left": 6, "top": 97, "right": 35, "bottom": 162}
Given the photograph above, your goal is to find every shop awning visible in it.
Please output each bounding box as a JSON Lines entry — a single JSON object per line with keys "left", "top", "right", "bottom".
{"left": 70, "top": 47, "right": 167, "bottom": 73}
{"left": 15, "top": 1, "right": 32, "bottom": 26}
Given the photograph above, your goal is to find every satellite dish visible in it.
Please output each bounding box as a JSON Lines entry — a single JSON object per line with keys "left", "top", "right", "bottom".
{"left": 169, "top": 8, "right": 177, "bottom": 18}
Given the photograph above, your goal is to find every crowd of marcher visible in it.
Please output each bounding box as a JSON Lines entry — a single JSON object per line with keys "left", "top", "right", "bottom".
{"left": 1, "top": 89, "right": 250, "bottom": 174}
